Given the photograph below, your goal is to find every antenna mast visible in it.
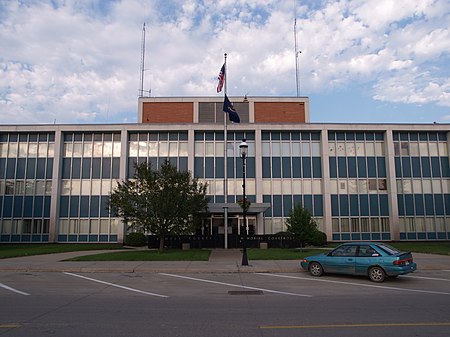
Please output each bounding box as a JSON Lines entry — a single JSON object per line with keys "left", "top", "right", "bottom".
{"left": 139, "top": 22, "right": 146, "bottom": 97}
{"left": 294, "top": 1, "right": 301, "bottom": 97}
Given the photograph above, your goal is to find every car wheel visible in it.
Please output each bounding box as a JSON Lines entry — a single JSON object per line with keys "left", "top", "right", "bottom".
{"left": 309, "top": 262, "right": 323, "bottom": 277}
{"left": 368, "top": 266, "right": 386, "bottom": 283}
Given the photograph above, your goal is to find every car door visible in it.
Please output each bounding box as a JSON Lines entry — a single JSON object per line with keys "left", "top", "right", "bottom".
{"left": 324, "top": 245, "right": 357, "bottom": 274}
{"left": 355, "top": 245, "right": 380, "bottom": 275}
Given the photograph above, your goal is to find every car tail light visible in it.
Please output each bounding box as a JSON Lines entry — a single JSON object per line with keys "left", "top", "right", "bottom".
{"left": 393, "top": 258, "right": 413, "bottom": 266}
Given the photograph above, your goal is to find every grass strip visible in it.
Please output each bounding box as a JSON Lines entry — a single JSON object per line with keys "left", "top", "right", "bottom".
{"left": 66, "top": 249, "right": 211, "bottom": 261}
{"left": 389, "top": 242, "right": 450, "bottom": 255}
{"left": 0, "top": 243, "right": 123, "bottom": 259}
{"left": 247, "top": 248, "right": 328, "bottom": 260}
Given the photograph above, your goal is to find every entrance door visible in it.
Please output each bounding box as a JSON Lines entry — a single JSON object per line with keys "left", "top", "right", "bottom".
{"left": 211, "top": 216, "right": 239, "bottom": 248}
{"left": 238, "top": 216, "right": 257, "bottom": 235}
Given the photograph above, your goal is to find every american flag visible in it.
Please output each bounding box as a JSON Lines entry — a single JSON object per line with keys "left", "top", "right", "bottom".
{"left": 216, "top": 64, "right": 225, "bottom": 93}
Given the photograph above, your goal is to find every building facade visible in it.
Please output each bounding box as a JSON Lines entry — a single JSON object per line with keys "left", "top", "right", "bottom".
{"left": 0, "top": 96, "right": 449, "bottom": 243}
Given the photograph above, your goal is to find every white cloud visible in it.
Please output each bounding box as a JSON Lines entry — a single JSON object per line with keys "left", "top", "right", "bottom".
{"left": 373, "top": 70, "right": 450, "bottom": 107}
{"left": 0, "top": 0, "right": 448, "bottom": 124}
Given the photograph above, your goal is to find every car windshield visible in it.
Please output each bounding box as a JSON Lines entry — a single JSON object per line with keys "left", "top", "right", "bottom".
{"left": 376, "top": 243, "right": 401, "bottom": 255}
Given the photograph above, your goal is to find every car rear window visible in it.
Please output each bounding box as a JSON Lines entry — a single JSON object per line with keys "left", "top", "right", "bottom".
{"left": 376, "top": 243, "right": 401, "bottom": 255}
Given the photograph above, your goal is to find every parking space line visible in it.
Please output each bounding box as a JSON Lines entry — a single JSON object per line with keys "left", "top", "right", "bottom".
{"left": 257, "top": 273, "right": 450, "bottom": 296}
{"left": 160, "top": 273, "right": 312, "bottom": 297}
{"left": 63, "top": 272, "right": 168, "bottom": 298}
{"left": 260, "top": 322, "right": 450, "bottom": 329}
{"left": 0, "top": 283, "right": 30, "bottom": 296}
{"left": 406, "top": 275, "right": 450, "bottom": 282}
{"left": 0, "top": 324, "right": 20, "bottom": 329}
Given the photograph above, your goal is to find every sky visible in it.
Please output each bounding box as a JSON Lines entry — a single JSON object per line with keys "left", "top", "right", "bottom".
{"left": 0, "top": 0, "right": 449, "bottom": 125}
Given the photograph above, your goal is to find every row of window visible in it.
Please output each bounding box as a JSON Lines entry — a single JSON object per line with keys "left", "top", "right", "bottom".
{"left": 328, "top": 141, "right": 384, "bottom": 157}
{"left": 399, "top": 216, "right": 448, "bottom": 233}
{"left": 0, "top": 158, "right": 53, "bottom": 179}
{"left": 0, "top": 180, "right": 52, "bottom": 196}
{"left": 331, "top": 194, "right": 389, "bottom": 217}
{"left": 332, "top": 217, "right": 390, "bottom": 233}
{"left": 129, "top": 141, "right": 188, "bottom": 158}
{"left": 333, "top": 233, "right": 391, "bottom": 241}
{"left": 394, "top": 141, "right": 447, "bottom": 157}
{"left": 0, "top": 133, "right": 55, "bottom": 143}
{"left": 262, "top": 141, "right": 321, "bottom": 157}
{"left": 329, "top": 157, "right": 386, "bottom": 178}
{"left": 130, "top": 132, "right": 187, "bottom": 141}
{"left": 58, "top": 218, "right": 119, "bottom": 235}
{"left": 128, "top": 157, "right": 188, "bottom": 177}
{"left": 0, "top": 142, "right": 55, "bottom": 158}
{"left": 61, "top": 179, "right": 116, "bottom": 196}
{"left": 393, "top": 131, "right": 447, "bottom": 142}
{"left": 262, "top": 157, "right": 322, "bottom": 178}
{"left": 397, "top": 178, "right": 450, "bottom": 194}
{"left": 331, "top": 217, "right": 391, "bottom": 241}
{"left": 1, "top": 234, "right": 50, "bottom": 242}
{"left": 203, "top": 194, "right": 254, "bottom": 204}
{"left": 59, "top": 196, "right": 110, "bottom": 218}
{"left": 64, "top": 133, "right": 120, "bottom": 142}
{"left": 328, "top": 132, "right": 384, "bottom": 141}
{"left": 0, "top": 130, "right": 445, "bottom": 146}
{"left": 263, "top": 194, "right": 323, "bottom": 217}
{"left": 0, "top": 219, "right": 49, "bottom": 235}
{"left": 57, "top": 234, "right": 118, "bottom": 242}
{"left": 397, "top": 194, "right": 450, "bottom": 216}
{"left": 399, "top": 216, "right": 450, "bottom": 240}
{"left": 62, "top": 158, "right": 120, "bottom": 179}
{"left": 330, "top": 179, "right": 387, "bottom": 194}
{"left": 64, "top": 141, "right": 121, "bottom": 158}
{"left": 395, "top": 157, "right": 450, "bottom": 178}
{"left": 194, "top": 157, "right": 255, "bottom": 179}
{"left": 0, "top": 196, "right": 51, "bottom": 218}
{"left": 262, "top": 131, "right": 320, "bottom": 141}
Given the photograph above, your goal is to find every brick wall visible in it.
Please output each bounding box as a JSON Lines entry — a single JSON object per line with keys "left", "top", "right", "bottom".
{"left": 141, "top": 102, "right": 194, "bottom": 123}
{"left": 254, "top": 102, "right": 306, "bottom": 123}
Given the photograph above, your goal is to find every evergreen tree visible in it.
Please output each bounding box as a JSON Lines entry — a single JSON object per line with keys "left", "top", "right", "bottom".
{"left": 285, "top": 205, "right": 318, "bottom": 248}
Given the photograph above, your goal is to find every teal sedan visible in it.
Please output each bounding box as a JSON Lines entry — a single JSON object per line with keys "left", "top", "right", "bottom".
{"left": 300, "top": 242, "right": 417, "bottom": 282}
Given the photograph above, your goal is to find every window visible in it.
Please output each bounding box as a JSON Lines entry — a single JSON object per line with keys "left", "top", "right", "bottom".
{"left": 358, "top": 245, "right": 379, "bottom": 257}
{"left": 331, "top": 245, "right": 357, "bottom": 257}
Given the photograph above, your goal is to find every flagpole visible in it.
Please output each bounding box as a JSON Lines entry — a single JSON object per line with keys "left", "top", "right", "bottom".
{"left": 223, "top": 53, "right": 228, "bottom": 249}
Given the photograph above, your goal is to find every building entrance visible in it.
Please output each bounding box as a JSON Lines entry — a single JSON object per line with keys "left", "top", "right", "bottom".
{"left": 200, "top": 215, "right": 256, "bottom": 248}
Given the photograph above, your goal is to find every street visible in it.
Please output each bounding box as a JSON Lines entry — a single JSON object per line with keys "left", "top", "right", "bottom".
{"left": 1, "top": 269, "right": 450, "bottom": 337}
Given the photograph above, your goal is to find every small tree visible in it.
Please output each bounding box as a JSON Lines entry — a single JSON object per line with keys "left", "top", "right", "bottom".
{"left": 109, "top": 160, "right": 209, "bottom": 251}
{"left": 285, "top": 205, "right": 318, "bottom": 249}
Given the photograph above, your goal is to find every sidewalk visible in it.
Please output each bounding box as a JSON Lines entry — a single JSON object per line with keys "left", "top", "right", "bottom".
{"left": 0, "top": 249, "right": 449, "bottom": 274}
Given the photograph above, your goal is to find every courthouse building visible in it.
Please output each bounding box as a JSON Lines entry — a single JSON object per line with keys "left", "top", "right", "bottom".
{"left": 0, "top": 96, "right": 449, "bottom": 243}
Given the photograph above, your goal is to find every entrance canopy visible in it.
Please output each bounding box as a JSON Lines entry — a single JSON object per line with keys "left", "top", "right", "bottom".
{"left": 207, "top": 202, "right": 271, "bottom": 214}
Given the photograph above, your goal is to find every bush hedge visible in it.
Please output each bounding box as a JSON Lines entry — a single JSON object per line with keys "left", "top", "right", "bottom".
{"left": 125, "top": 232, "right": 147, "bottom": 247}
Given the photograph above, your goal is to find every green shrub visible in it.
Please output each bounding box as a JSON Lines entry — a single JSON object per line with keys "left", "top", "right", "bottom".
{"left": 126, "top": 232, "right": 147, "bottom": 247}
{"left": 309, "top": 230, "right": 327, "bottom": 246}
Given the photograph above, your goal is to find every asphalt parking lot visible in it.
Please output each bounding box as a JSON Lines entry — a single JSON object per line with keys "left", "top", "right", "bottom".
{"left": 1, "top": 268, "right": 450, "bottom": 337}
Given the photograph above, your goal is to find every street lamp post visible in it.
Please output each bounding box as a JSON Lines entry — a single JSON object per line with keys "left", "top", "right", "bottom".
{"left": 239, "top": 139, "right": 249, "bottom": 266}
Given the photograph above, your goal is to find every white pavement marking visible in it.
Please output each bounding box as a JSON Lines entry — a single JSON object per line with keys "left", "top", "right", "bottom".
{"left": 0, "top": 282, "right": 30, "bottom": 296}
{"left": 406, "top": 275, "right": 450, "bottom": 282}
{"left": 160, "top": 273, "right": 312, "bottom": 297}
{"left": 63, "top": 272, "right": 168, "bottom": 298}
{"left": 257, "top": 273, "right": 450, "bottom": 296}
